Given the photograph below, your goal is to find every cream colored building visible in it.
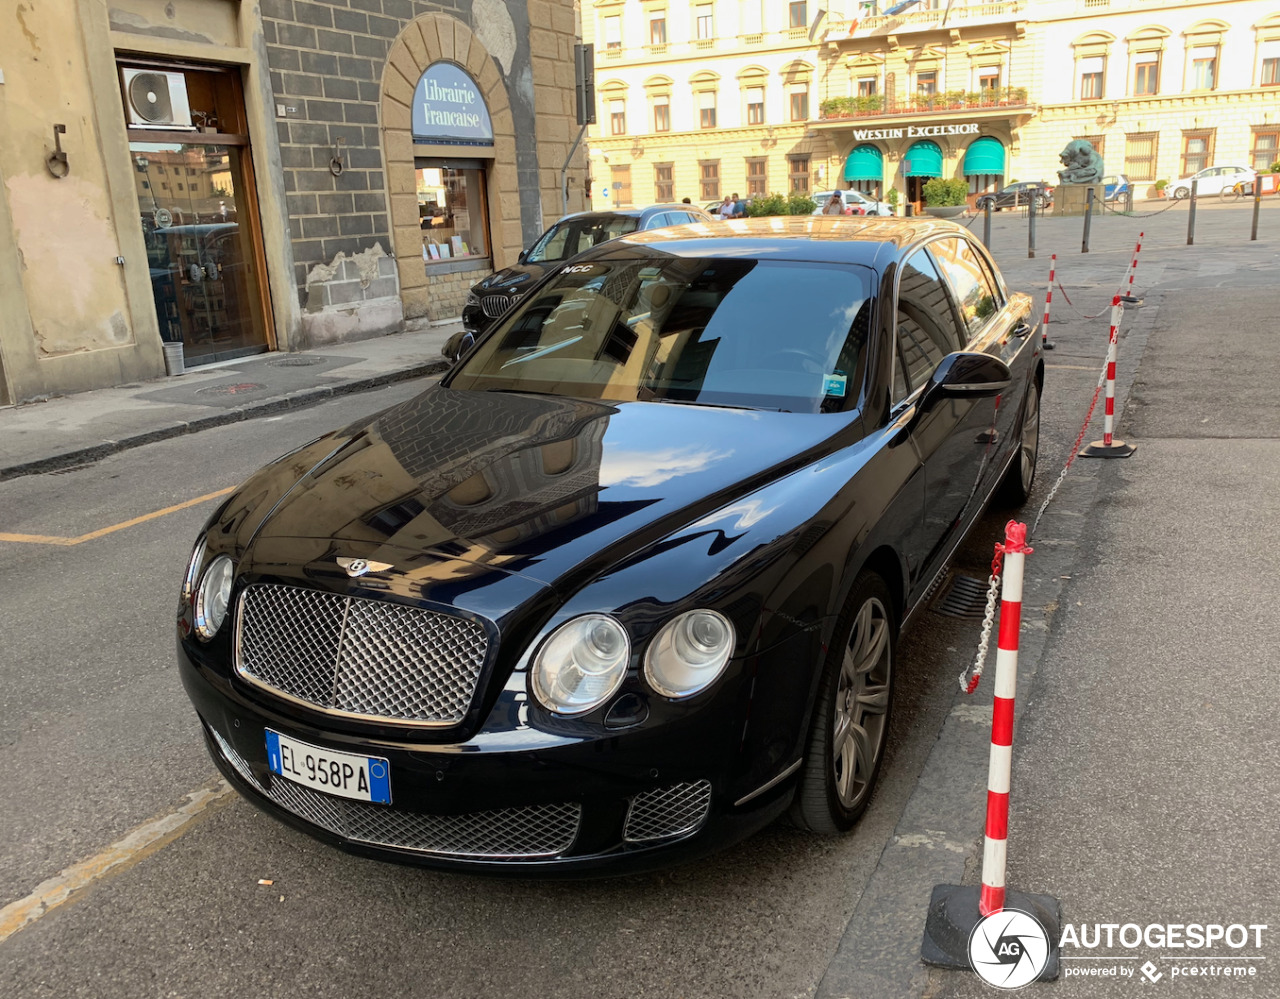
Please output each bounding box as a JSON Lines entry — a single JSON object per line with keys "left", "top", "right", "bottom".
{"left": 581, "top": 0, "right": 1280, "bottom": 211}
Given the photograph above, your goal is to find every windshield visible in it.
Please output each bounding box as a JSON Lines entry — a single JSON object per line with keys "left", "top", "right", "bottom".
{"left": 449, "top": 253, "right": 874, "bottom": 413}
{"left": 525, "top": 216, "right": 641, "bottom": 264}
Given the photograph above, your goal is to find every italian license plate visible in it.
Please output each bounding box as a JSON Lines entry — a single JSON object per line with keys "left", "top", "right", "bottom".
{"left": 265, "top": 729, "right": 391, "bottom": 804}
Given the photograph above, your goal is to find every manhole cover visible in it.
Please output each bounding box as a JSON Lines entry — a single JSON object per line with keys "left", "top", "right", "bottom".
{"left": 932, "top": 573, "right": 990, "bottom": 619}
{"left": 196, "top": 382, "right": 267, "bottom": 396}
{"left": 269, "top": 356, "right": 324, "bottom": 367}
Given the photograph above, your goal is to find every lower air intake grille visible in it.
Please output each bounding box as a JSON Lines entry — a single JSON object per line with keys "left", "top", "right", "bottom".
{"left": 623, "top": 780, "right": 712, "bottom": 844}
{"left": 209, "top": 728, "right": 580, "bottom": 860}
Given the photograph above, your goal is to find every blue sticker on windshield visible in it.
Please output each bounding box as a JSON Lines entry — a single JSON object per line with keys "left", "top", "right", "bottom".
{"left": 823, "top": 373, "right": 848, "bottom": 398}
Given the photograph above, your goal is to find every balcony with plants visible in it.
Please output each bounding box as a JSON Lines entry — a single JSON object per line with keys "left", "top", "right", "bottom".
{"left": 818, "top": 86, "right": 1030, "bottom": 120}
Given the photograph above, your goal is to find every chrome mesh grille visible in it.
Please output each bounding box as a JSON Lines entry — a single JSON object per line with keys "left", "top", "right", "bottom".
{"left": 623, "top": 780, "right": 712, "bottom": 844}
{"left": 236, "top": 584, "right": 488, "bottom": 725}
{"left": 208, "top": 726, "right": 581, "bottom": 859}
{"left": 481, "top": 294, "right": 513, "bottom": 318}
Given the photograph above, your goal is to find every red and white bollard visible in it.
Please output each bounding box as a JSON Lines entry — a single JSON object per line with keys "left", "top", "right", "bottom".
{"left": 980, "top": 521, "right": 1032, "bottom": 917}
{"left": 1040, "top": 254, "right": 1056, "bottom": 350}
{"left": 921, "top": 521, "right": 1061, "bottom": 978}
{"left": 1080, "top": 294, "right": 1136, "bottom": 458}
{"left": 1121, "top": 232, "right": 1144, "bottom": 304}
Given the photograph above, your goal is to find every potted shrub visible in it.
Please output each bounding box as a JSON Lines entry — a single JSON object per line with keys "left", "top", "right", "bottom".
{"left": 820, "top": 97, "right": 856, "bottom": 119}
{"left": 1154, "top": 179, "right": 1169, "bottom": 199}
{"left": 922, "top": 177, "right": 969, "bottom": 218}
{"left": 745, "top": 192, "right": 817, "bottom": 217}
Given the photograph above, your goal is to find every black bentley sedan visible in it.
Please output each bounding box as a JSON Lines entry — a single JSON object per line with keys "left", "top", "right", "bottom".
{"left": 456, "top": 204, "right": 716, "bottom": 349}
{"left": 178, "top": 216, "right": 1041, "bottom": 875}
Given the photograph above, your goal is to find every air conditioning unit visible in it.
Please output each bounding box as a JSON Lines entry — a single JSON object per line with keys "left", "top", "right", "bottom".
{"left": 121, "top": 68, "right": 194, "bottom": 130}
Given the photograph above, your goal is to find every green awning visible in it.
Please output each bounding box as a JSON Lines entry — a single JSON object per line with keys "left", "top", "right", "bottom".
{"left": 843, "top": 144, "right": 884, "bottom": 182}
{"left": 963, "top": 136, "right": 1006, "bottom": 176}
{"left": 903, "top": 140, "right": 942, "bottom": 178}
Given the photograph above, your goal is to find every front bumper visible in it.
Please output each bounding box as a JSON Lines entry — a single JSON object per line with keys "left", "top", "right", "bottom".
{"left": 180, "top": 641, "right": 804, "bottom": 876}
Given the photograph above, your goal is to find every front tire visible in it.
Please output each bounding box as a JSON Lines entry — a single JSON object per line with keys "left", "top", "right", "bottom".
{"left": 1173, "top": 186, "right": 1190, "bottom": 200}
{"left": 998, "top": 379, "right": 1040, "bottom": 506}
{"left": 790, "top": 573, "right": 895, "bottom": 833}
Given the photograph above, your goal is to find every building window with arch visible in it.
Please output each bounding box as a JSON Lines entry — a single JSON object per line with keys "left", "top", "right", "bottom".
{"left": 610, "top": 99, "right": 626, "bottom": 135}
{"left": 1260, "top": 39, "right": 1280, "bottom": 85}
{"left": 746, "top": 86, "right": 765, "bottom": 124}
{"left": 652, "top": 94, "right": 671, "bottom": 132}
{"left": 977, "top": 66, "right": 1001, "bottom": 94}
{"left": 1079, "top": 56, "right": 1105, "bottom": 99}
{"left": 1188, "top": 44, "right": 1217, "bottom": 90}
{"left": 857, "top": 75, "right": 878, "bottom": 97}
{"left": 790, "top": 2, "right": 808, "bottom": 29}
{"left": 1181, "top": 131, "right": 1215, "bottom": 175}
{"left": 695, "top": 4, "right": 714, "bottom": 40}
{"left": 746, "top": 157, "right": 767, "bottom": 196}
{"left": 1125, "top": 131, "right": 1158, "bottom": 182}
{"left": 650, "top": 10, "right": 667, "bottom": 46}
{"left": 604, "top": 15, "right": 622, "bottom": 50}
{"left": 789, "top": 82, "right": 809, "bottom": 121}
{"left": 698, "top": 90, "right": 717, "bottom": 129}
{"left": 1133, "top": 51, "right": 1160, "bottom": 95}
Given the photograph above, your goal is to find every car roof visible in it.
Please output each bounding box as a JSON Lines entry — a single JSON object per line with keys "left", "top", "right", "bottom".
{"left": 556, "top": 204, "right": 711, "bottom": 223}
{"left": 584, "top": 215, "right": 973, "bottom": 265}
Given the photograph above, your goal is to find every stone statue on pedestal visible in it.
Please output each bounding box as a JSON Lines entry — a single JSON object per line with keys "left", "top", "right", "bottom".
{"left": 1056, "top": 139, "right": 1105, "bottom": 185}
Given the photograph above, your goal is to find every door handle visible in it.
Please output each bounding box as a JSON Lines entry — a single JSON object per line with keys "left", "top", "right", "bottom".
{"left": 1011, "top": 322, "right": 1033, "bottom": 339}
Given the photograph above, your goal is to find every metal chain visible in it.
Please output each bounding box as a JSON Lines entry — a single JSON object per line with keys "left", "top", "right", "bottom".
{"left": 960, "top": 548, "right": 1005, "bottom": 694}
{"left": 1097, "top": 197, "right": 1187, "bottom": 220}
{"left": 1031, "top": 358, "right": 1109, "bottom": 539}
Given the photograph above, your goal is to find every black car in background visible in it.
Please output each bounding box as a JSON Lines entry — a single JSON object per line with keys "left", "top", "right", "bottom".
{"left": 178, "top": 216, "right": 1042, "bottom": 875}
{"left": 975, "top": 181, "right": 1054, "bottom": 211}
{"left": 455, "top": 205, "right": 715, "bottom": 352}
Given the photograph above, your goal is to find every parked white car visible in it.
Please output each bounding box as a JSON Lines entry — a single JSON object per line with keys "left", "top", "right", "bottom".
{"left": 1168, "top": 165, "right": 1256, "bottom": 199}
{"left": 811, "top": 189, "right": 894, "bottom": 216}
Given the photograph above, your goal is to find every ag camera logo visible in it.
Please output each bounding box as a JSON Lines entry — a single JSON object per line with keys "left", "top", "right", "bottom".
{"left": 968, "top": 910, "right": 1051, "bottom": 990}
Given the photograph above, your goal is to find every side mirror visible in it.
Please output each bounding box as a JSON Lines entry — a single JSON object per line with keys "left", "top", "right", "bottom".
{"left": 921, "top": 351, "right": 1011, "bottom": 408}
{"left": 517, "top": 249, "right": 528, "bottom": 265}
{"left": 442, "top": 330, "right": 475, "bottom": 361}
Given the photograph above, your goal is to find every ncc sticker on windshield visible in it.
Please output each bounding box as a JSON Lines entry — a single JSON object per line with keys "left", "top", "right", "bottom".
{"left": 561, "top": 263, "right": 605, "bottom": 275}
{"left": 823, "top": 373, "right": 848, "bottom": 398}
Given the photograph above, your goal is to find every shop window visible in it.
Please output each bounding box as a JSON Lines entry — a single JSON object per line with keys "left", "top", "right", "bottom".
{"left": 857, "top": 76, "right": 877, "bottom": 97}
{"left": 652, "top": 94, "right": 671, "bottom": 132}
{"left": 604, "top": 15, "right": 622, "bottom": 50}
{"left": 1133, "top": 53, "right": 1159, "bottom": 95}
{"left": 610, "top": 99, "right": 627, "bottom": 136}
{"left": 789, "top": 83, "right": 809, "bottom": 122}
{"left": 655, "top": 162, "right": 674, "bottom": 202}
{"left": 746, "top": 86, "right": 765, "bottom": 125}
{"left": 1124, "top": 132, "right": 1158, "bottom": 182}
{"left": 1181, "top": 132, "right": 1215, "bottom": 175}
{"left": 916, "top": 70, "right": 937, "bottom": 95}
{"left": 696, "top": 4, "right": 714, "bottom": 40}
{"left": 1079, "top": 56, "right": 1105, "bottom": 100}
{"left": 700, "top": 160, "right": 720, "bottom": 201}
{"left": 788, "top": 155, "right": 810, "bottom": 193}
{"left": 1252, "top": 130, "right": 1279, "bottom": 171}
{"left": 746, "top": 157, "right": 767, "bottom": 196}
{"left": 650, "top": 12, "right": 667, "bottom": 46}
{"left": 610, "top": 164, "right": 632, "bottom": 206}
{"left": 968, "top": 173, "right": 1000, "bottom": 196}
{"left": 1189, "top": 45, "right": 1217, "bottom": 90}
{"left": 417, "top": 164, "right": 489, "bottom": 263}
{"left": 1261, "top": 40, "right": 1280, "bottom": 85}
{"left": 977, "top": 66, "right": 1001, "bottom": 94}
{"left": 789, "top": 2, "right": 808, "bottom": 29}
{"left": 851, "top": 179, "right": 880, "bottom": 198}
{"left": 698, "top": 90, "right": 717, "bottom": 129}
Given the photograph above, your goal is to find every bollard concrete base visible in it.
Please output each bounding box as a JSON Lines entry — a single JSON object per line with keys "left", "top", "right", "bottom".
{"left": 1080, "top": 438, "right": 1136, "bottom": 458}
{"left": 921, "top": 883, "right": 1062, "bottom": 981}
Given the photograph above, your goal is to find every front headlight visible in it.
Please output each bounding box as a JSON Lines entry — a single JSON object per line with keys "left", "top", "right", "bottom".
{"left": 531, "top": 614, "right": 630, "bottom": 715}
{"left": 466, "top": 290, "right": 480, "bottom": 306}
{"left": 182, "top": 536, "right": 208, "bottom": 603}
{"left": 644, "top": 610, "right": 734, "bottom": 698}
{"left": 194, "top": 555, "right": 235, "bottom": 641}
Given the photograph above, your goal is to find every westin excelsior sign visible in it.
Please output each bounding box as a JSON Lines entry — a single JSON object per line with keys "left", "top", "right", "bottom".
{"left": 851, "top": 122, "right": 981, "bottom": 140}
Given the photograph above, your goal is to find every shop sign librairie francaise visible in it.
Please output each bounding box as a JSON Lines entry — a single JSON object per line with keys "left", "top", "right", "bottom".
{"left": 412, "top": 62, "right": 494, "bottom": 144}
{"left": 851, "top": 122, "right": 981, "bottom": 141}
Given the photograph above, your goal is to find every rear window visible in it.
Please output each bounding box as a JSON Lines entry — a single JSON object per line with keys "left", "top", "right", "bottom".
{"left": 525, "top": 216, "right": 640, "bottom": 263}
{"left": 449, "top": 253, "right": 875, "bottom": 414}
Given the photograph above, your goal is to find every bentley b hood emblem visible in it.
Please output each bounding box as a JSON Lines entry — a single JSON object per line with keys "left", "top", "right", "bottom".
{"left": 336, "top": 556, "right": 393, "bottom": 577}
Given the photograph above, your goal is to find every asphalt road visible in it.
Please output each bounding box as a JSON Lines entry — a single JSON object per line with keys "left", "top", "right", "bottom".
{"left": 0, "top": 199, "right": 1271, "bottom": 998}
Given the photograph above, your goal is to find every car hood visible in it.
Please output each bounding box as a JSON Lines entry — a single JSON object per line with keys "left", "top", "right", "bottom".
{"left": 243, "top": 385, "right": 858, "bottom": 594}
{"left": 471, "top": 262, "right": 551, "bottom": 295}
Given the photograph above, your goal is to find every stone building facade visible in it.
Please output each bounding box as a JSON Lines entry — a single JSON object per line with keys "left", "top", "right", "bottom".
{"left": 0, "top": 0, "right": 585, "bottom": 405}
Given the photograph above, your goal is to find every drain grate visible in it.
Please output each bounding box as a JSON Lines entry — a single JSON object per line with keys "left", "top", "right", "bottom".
{"left": 932, "top": 573, "right": 990, "bottom": 619}
{"left": 269, "top": 356, "right": 324, "bottom": 367}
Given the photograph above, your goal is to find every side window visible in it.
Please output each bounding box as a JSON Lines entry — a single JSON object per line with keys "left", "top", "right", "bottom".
{"left": 645, "top": 212, "right": 673, "bottom": 229}
{"left": 930, "top": 237, "right": 1003, "bottom": 341}
{"left": 894, "top": 248, "right": 965, "bottom": 399}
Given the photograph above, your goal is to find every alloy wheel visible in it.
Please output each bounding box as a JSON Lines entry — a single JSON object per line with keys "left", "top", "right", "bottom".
{"left": 831, "top": 596, "right": 892, "bottom": 809}
{"left": 1020, "top": 382, "right": 1040, "bottom": 495}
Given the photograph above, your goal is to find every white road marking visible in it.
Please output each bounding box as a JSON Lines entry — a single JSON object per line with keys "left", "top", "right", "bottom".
{"left": 0, "top": 780, "right": 234, "bottom": 944}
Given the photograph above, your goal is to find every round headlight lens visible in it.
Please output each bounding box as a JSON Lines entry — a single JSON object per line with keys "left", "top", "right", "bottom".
{"left": 644, "top": 609, "right": 735, "bottom": 699}
{"left": 182, "top": 536, "right": 208, "bottom": 602}
{"left": 530, "top": 614, "right": 630, "bottom": 715}
{"left": 194, "top": 555, "right": 235, "bottom": 641}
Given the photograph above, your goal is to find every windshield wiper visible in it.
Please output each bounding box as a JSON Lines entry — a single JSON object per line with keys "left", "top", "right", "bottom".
{"left": 650, "top": 398, "right": 784, "bottom": 413}
{"left": 498, "top": 335, "right": 583, "bottom": 368}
